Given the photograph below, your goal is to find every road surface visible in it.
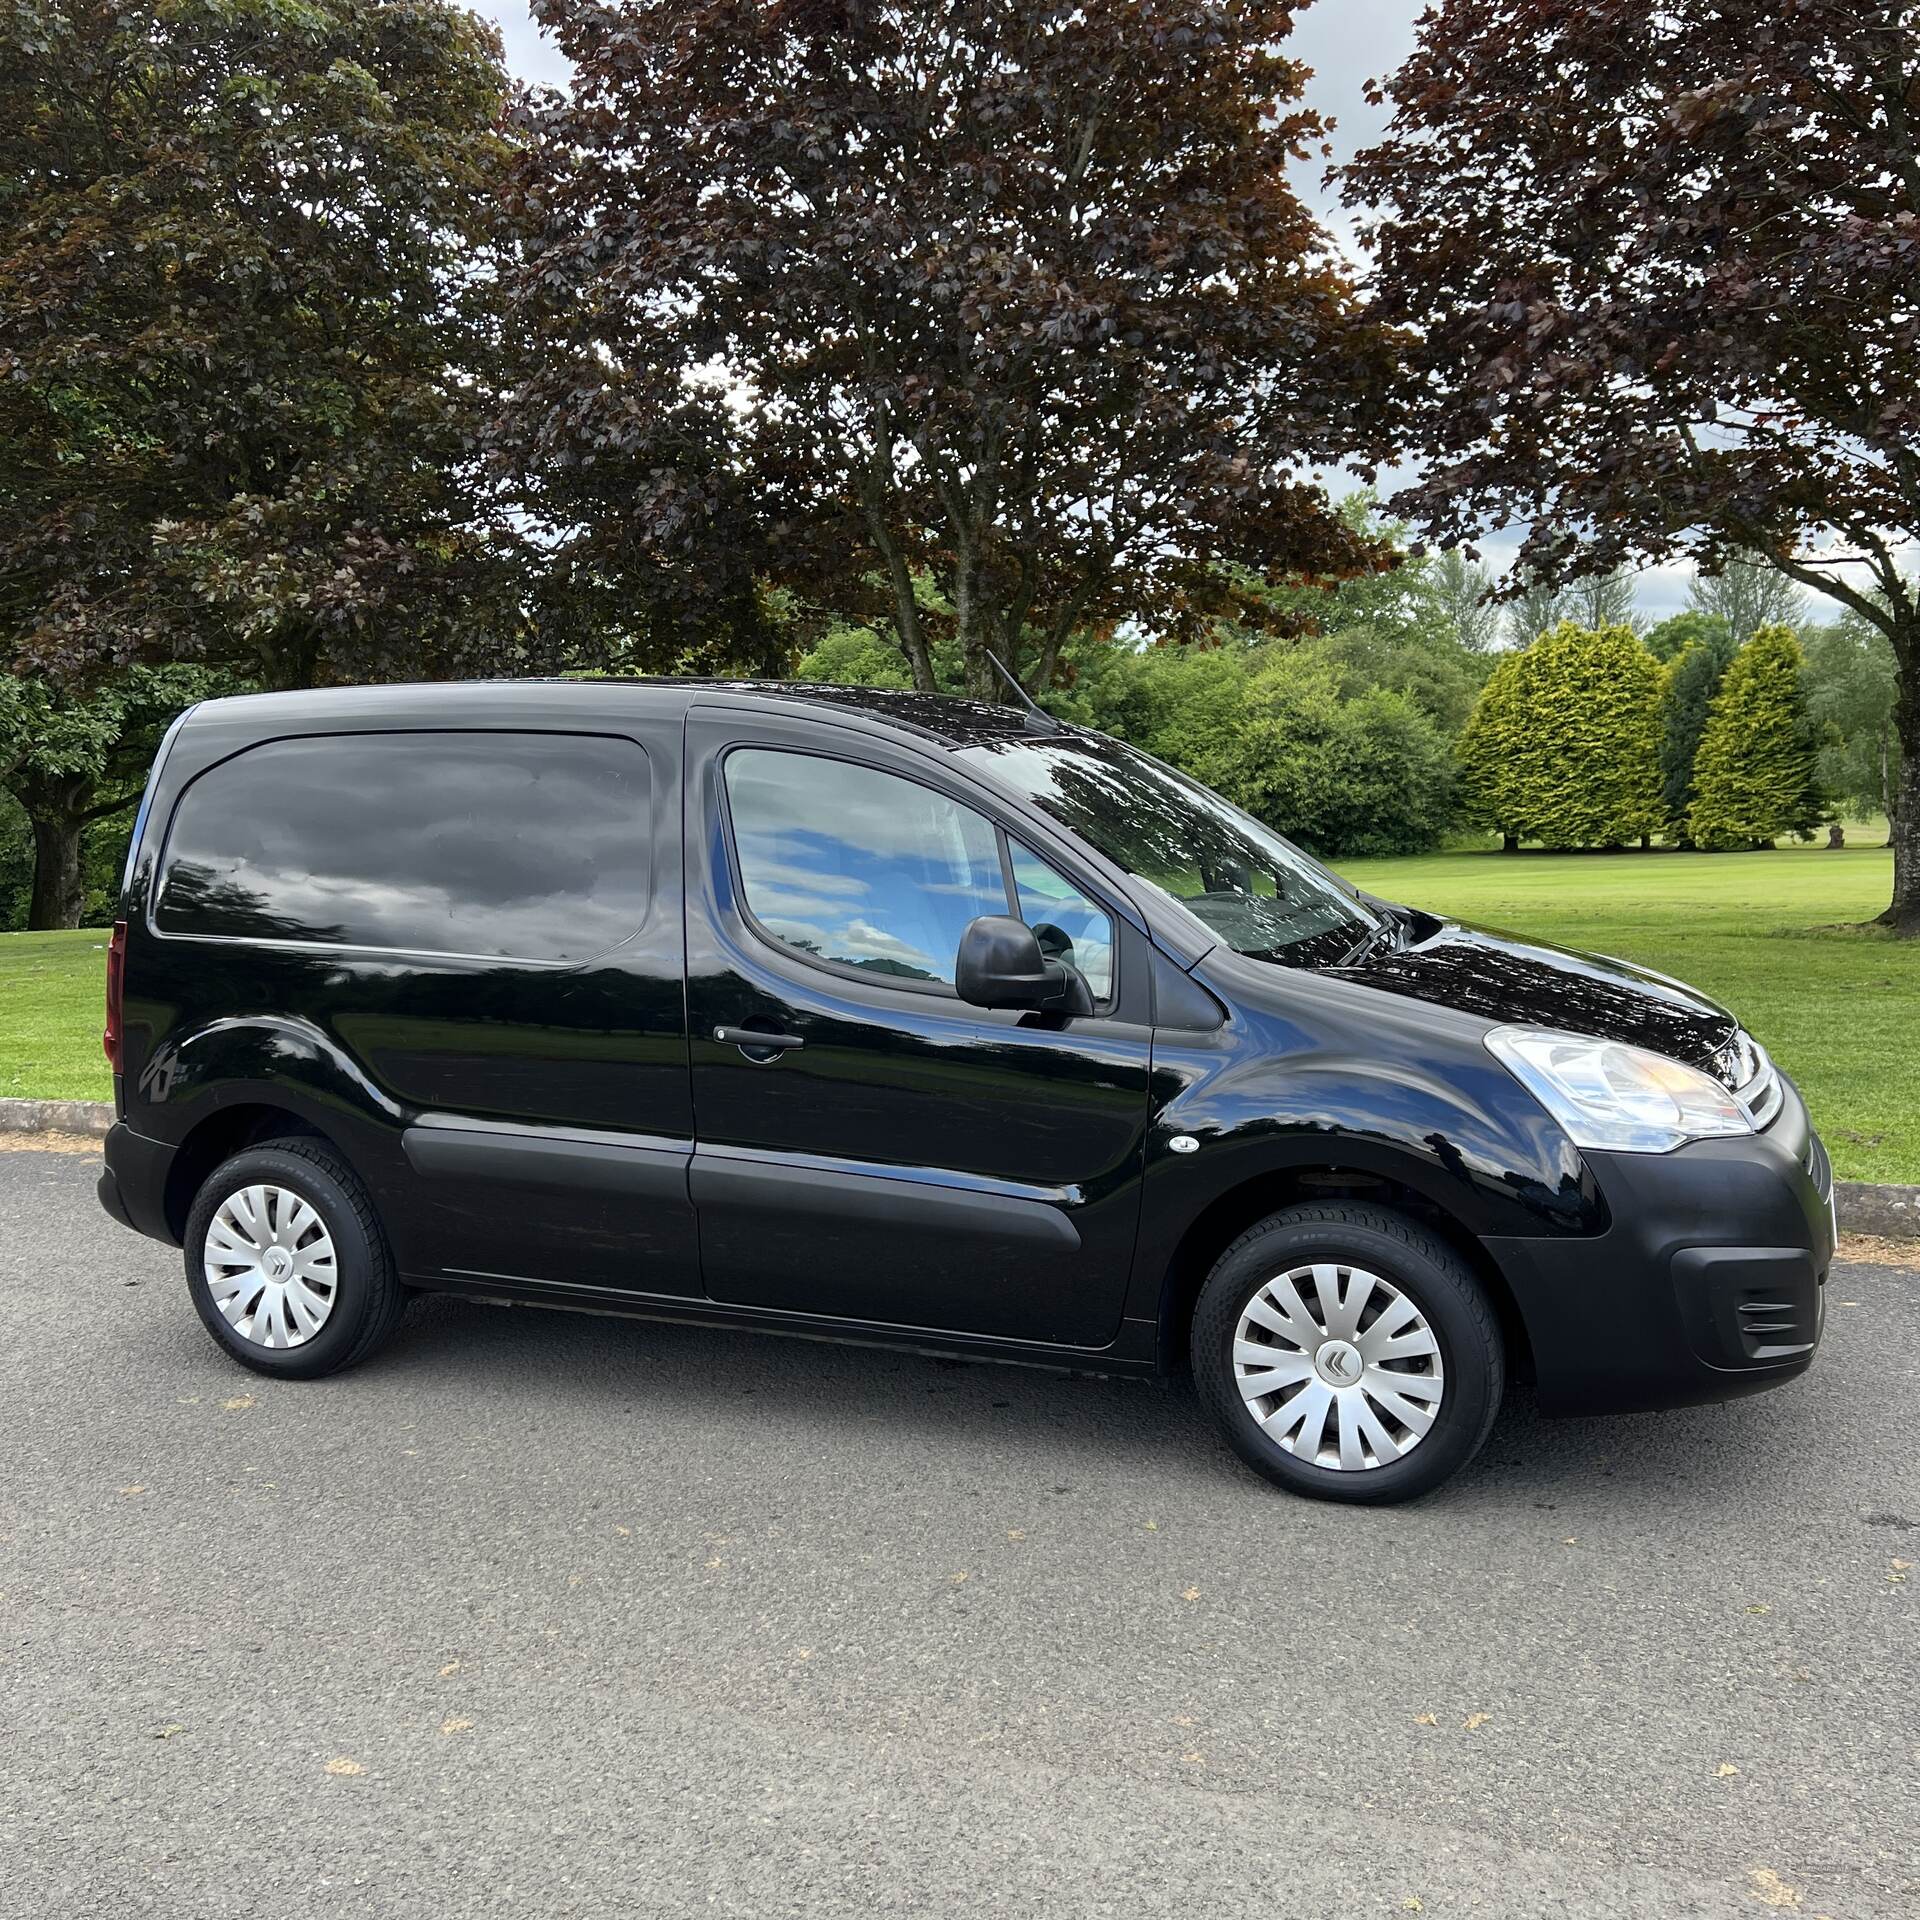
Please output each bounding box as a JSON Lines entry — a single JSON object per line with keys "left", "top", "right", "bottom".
{"left": 1, "top": 1142, "right": 1915, "bottom": 1918}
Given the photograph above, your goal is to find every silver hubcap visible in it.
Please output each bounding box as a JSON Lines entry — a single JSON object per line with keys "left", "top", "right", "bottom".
{"left": 203, "top": 1184, "right": 338, "bottom": 1350}
{"left": 1232, "top": 1262, "right": 1445, "bottom": 1471}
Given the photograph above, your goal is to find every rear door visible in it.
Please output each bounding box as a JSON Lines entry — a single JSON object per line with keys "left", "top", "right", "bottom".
{"left": 683, "top": 706, "right": 1156, "bottom": 1348}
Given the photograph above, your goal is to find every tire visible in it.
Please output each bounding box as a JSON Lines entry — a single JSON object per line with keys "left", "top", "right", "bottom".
{"left": 1191, "top": 1203, "right": 1503, "bottom": 1505}
{"left": 183, "top": 1138, "right": 406, "bottom": 1379}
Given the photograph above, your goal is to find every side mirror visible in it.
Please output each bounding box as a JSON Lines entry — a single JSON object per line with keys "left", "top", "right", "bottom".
{"left": 955, "top": 915, "right": 1092, "bottom": 1015}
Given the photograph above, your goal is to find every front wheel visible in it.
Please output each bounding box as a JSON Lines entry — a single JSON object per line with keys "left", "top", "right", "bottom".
{"left": 183, "top": 1138, "right": 406, "bottom": 1379}
{"left": 1191, "top": 1203, "right": 1504, "bottom": 1505}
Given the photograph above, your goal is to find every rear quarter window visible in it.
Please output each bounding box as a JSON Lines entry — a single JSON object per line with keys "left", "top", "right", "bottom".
{"left": 154, "top": 731, "right": 650, "bottom": 963}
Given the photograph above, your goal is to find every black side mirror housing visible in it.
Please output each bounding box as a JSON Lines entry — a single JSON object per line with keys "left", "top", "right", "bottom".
{"left": 955, "top": 915, "right": 1093, "bottom": 1016}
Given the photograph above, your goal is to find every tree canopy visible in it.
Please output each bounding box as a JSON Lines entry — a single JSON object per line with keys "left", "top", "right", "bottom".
{"left": 1427, "top": 548, "right": 1502, "bottom": 654}
{"left": 1644, "top": 612, "right": 1732, "bottom": 667}
{"left": 517, "top": 0, "right": 1395, "bottom": 700}
{"left": 1348, "top": 0, "right": 1920, "bottom": 929}
{"left": 1657, "top": 626, "right": 1740, "bottom": 844}
{"left": 1804, "top": 613, "right": 1903, "bottom": 824}
{"left": 0, "top": 0, "right": 531, "bottom": 690}
{"left": 1, "top": 663, "right": 227, "bottom": 926}
{"left": 1051, "top": 641, "right": 1456, "bottom": 859}
{"left": 1688, "top": 556, "right": 1807, "bottom": 648}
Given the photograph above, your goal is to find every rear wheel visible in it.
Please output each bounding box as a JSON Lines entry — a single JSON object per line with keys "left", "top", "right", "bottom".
{"left": 183, "top": 1139, "right": 405, "bottom": 1379}
{"left": 1191, "top": 1203, "right": 1503, "bottom": 1504}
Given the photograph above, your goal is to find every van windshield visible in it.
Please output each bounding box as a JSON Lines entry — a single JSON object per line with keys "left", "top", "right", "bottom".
{"left": 957, "top": 732, "right": 1378, "bottom": 968}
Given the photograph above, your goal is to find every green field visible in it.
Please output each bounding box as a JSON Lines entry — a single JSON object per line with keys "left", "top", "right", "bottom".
{"left": 4, "top": 847, "right": 1916, "bottom": 1180}
{"left": 1, "top": 929, "right": 116, "bottom": 1105}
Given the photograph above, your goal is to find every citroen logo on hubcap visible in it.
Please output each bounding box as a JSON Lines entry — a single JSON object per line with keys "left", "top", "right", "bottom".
{"left": 1316, "top": 1339, "right": 1361, "bottom": 1386}
{"left": 262, "top": 1246, "right": 293, "bottom": 1281}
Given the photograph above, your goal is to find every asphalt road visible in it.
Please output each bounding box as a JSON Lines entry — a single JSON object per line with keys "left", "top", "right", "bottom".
{"left": 1, "top": 1144, "right": 1916, "bottom": 1920}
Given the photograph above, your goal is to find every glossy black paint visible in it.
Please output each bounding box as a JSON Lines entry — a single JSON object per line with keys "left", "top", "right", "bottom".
{"left": 1330, "top": 922, "right": 1739, "bottom": 1071}
{"left": 102, "top": 678, "right": 1832, "bottom": 1414}
{"left": 115, "top": 687, "right": 700, "bottom": 1300}
{"left": 1485, "top": 1077, "right": 1832, "bottom": 1414}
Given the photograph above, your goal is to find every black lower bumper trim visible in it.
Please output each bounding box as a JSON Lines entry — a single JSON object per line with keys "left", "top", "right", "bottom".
{"left": 1485, "top": 1095, "right": 1833, "bottom": 1417}
{"left": 98, "top": 1121, "right": 181, "bottom": 1245}
{"left": 95, "top": 1163, "right": 134, "bottom": 1231}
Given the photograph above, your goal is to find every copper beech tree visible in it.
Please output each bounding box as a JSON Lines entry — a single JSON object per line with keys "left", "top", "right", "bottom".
{"left": 0, "top": 0, "right": 530, "bottom": 694}
{"left": 513, "top": 0, "right": 1395, "bottom": 700}
{"left": 1345, "top": 0, "right": 1920, "bottom": 932}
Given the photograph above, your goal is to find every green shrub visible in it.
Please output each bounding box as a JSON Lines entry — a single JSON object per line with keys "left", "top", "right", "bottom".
{"left": 1455, "top": 647, "right": 1528, "bottom": 844}
{"left": 1456, "top": 621, "right": 1664, "bottom": 848}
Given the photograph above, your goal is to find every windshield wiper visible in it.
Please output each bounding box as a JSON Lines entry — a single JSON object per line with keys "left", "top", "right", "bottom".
{"left": 1337, "top": 915, "right": 1399, "bottom": 969}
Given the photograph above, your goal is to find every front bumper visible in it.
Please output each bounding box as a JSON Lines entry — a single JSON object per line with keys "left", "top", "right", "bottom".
{"left": 1485, "top": 1079, "right": 1833, "bottom": 1417}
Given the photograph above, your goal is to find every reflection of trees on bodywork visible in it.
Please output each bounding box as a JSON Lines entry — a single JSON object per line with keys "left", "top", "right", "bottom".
{"left": 154, "top": 732, "right": 652, "bottom": 962}
{"left": 1352, "top": 926, "right": 1736, "bottom": 1074}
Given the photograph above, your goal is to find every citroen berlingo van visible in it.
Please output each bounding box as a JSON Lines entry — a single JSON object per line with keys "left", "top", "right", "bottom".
{"left": 96, "top": 680, "right": 1833, "bottom": 1502}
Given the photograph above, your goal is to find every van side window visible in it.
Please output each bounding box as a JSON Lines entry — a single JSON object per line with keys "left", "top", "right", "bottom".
{"left": 725, "top": 749, "right": 1007, "bottom": 988}
{"left": 1009, "top": 843, "right": 1115, "bottom": 1002}
{"left": 155, "top": 732, "right": 650, "bottom": 963}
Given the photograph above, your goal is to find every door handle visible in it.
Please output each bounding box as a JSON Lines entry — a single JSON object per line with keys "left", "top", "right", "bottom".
{"left": 713, "top": 1025, "right": 806, "bottom": 1057}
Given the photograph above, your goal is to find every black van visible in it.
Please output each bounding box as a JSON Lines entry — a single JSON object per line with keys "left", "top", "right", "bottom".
{"left": 97, "top": 680, "right": 1833, "bottom": 1503}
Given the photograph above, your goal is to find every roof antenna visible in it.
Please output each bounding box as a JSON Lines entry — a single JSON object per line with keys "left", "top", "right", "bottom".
{"left": 983, "top": 651, "right": 1065, "bottom": 734}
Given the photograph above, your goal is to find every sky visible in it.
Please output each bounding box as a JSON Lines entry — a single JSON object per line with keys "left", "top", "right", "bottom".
{"left": 471, "top": 0, "right": 1708, "bottom": 621}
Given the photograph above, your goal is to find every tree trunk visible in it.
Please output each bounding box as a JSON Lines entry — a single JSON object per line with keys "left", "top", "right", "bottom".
{"left": 952, "top": 561, "right": 1004, "bottom": 705}
{"left": 256, "top": 623, "right": 320, "bottom": 693}
{"left": 1502, "top": 832, "right": 1520, "bottom": 853}
{"left": 21, "top": 771, "right": 95, "bottom": 931}
{"left": 1882, "top": 660, "right": 1919, "bottom": 936}
{"left": 962, "top": 644, "right": 1000, "bottom": 703}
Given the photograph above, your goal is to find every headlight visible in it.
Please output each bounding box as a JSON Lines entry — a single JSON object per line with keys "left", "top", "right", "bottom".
{"left": 1485, "top": 1026, "right": 1755, "bottom": 1153}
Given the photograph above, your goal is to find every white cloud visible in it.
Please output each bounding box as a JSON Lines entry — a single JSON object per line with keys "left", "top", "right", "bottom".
{"left": 736, "top": 850, "right": 871, "bottom": 900}
{"left": 836, "top": 919, "right": 935, "bottom": 967}
{"left": 749, "top": 883, "right": 879, "bottom": 923}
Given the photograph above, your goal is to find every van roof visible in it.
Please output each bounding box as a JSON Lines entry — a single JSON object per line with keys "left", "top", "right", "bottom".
{"left": 601, "top": 678, "right": 1052, "bottom": 745}
{"left": 182, "top": 676, "right": 1052, "bottom": 749}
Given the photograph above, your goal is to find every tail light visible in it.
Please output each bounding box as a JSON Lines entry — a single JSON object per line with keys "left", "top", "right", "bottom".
{"left": 103, "top": 920, "right": 127, "bottom": 1071}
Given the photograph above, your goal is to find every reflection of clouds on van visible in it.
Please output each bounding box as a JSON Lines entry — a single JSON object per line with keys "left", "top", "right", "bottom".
{"left": 724, "top": 746, "right": 1117, "bottom": 997}
{"left": 726, "top": 749, "right": 1014, "bottom": 986}
{"left": 155, "top": 732, "right": 652, "bottom": 962}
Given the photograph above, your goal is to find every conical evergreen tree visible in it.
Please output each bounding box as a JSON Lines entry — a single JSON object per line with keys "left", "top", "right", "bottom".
{"left": 1455, "top": 648, "right": 1528, "bottom": 847}
{"left": 1688, "top": 625, "right": 1825, "bottom": 849}
{"left": 1457, "top": 621, "right": 1664, "bottom": 849}
{"left": 1658, "top": 625, "right": 1740, "bottom": 842}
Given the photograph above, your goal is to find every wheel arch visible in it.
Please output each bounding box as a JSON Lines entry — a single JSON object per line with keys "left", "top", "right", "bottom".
{"left": 162, "top": 1102, "right": 341, "bottom": 1242}
{"left": 1155, "top": 1162, "right": 1533, "bottom": 1382}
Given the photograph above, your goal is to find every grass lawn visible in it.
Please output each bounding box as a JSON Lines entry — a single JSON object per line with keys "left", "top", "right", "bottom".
{"left": 1, "top": 929, "right": 115, "bottom": 1104}
{"left": 4, "top": 846, "right": 1916, "bottom": 1180}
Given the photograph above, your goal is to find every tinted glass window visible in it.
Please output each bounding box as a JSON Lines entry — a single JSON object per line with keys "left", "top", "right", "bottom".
{"left": 157, "top": 732, "right": 650, "bottom": 962}
{"left": 959, "top": 733, "right": 1374, "bottom": 969}
{"left": 725, "top": 750, "right": 1007, "bottom": 987}
{"left": 1010, "top": 844, "right": 1114, "bottom": 1001}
